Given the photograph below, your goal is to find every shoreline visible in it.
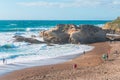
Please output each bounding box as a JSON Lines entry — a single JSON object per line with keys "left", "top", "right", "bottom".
{"left": 0, "top": 45, "right": 93, "bottom": 76}
{"left": 0, "top": 51, "right": 82, "bottom": 76}
{"left": 0, "top": 42, "right": 111, "bottom": 80}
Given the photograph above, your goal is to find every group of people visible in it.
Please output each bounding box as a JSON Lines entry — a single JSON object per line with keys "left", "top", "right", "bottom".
{"left": 102, "top": 53, "right": 109, "bottom": 61}
{"left": 102, "top": 50, "right": 119, "bottom": 61}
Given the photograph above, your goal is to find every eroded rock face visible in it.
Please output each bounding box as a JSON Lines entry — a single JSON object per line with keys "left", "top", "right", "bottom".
{"left": 70, "top": 25, "right": 106, "bottom": 44}
{"left": 103, "top": 17, "right": 120, "bottom": 34}
{"left": 41, "top": 24, "right": 70, "bottom": 44}
{"left": 40, "top": 24, "right": 106, "bottom": 44}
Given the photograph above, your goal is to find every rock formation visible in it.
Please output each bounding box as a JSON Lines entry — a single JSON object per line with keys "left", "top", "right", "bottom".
{"left": 40, "top": 24, "right": 106, "bottom": 44}
{"left": 103, "top": 17, "right": 120, "bottom": 34}
{"left": 40, "top": 24, "right": 70, "bottom": 44}
{"left": 13, "top": 36, "right": 45, "bottom": 44}
{"left": 70, "top": 25, "right": 106, "bottom": 44}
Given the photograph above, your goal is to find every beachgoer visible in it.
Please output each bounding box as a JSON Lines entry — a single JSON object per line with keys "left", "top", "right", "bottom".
{"left": 3, "top": 58, "right": 6, "bottom": 64}
{"left": 73, "top": 64, "right": 77, "bottom": 69}
{"left": 102, "top": 54, "right": 108, "bottom": 61}
{"left": 106, "top": 53, "right": 108, "bottom": 60}
{"left": 83, "top": 51, "right": 85, "bottom": 54}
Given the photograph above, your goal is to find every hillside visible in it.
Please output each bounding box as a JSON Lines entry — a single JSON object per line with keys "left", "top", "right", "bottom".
{"left": 103, "top": 17, "right": 120, "bottom": 33}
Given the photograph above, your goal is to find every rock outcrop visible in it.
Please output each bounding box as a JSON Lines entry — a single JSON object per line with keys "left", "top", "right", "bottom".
{"left": 13, "top": 36, "right": 45, "bottom": 44}
{"left": 40, "top": 24, "right": 71, "bottom": 44}
{"left": 70, "top": 25, "right": 106, "bottom": 44}
{"left": 103, "top": 17, "right": 120, "bottom": 34}
{"left": 40, "top": 24, "right": 106, "bottom": 44}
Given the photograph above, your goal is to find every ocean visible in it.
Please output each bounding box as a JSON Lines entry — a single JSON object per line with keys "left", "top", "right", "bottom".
{"left": 0, "top": 20, "right": 109, "bottom": 75}
{"left": 0, "top": 20, "right": 109, "bottom": 32}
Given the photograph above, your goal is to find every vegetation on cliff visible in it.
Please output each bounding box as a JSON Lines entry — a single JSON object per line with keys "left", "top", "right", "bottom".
{"left": 103, "top": 17, "right": 120, "bottom": 32}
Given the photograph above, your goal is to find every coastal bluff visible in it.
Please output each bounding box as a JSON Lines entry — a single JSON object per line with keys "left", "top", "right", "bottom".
{"left": 103, "top": 17, "right": 120, "bottom": 34}
{"left": 40, "top": 24, "right": 106, "bottom": 44}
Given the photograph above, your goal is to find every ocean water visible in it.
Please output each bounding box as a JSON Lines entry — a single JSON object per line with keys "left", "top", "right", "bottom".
{"left": 0, "top": 20, "right": 110, "bottom": 75}
{"left": 0, "top": 20, "right": 110, "bottom": 65}
{"left": 0, "top": 20, "right": 109, "bottom": 32}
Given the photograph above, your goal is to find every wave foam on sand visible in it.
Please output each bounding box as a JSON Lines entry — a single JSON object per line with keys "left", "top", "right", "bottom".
{"left": 0, "top": 32, "right": 94, "bottom": 76}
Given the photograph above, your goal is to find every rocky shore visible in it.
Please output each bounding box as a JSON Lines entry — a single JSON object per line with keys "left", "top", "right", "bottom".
{"left": 103, "top": 17, "right": 120, "bottom": 34}
{"left": 13, "top": 18, "right": 120, "bottom": 45}
{"left": 13, "top": 24, "right": 107, "bottom": 45}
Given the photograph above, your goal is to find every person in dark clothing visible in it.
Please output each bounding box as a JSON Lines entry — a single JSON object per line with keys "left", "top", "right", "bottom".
{"left": 83, "top": 51, "right": 86, "bottom": 54}
{"left": 3, "top": 58, "right": 6, "bottom": 64}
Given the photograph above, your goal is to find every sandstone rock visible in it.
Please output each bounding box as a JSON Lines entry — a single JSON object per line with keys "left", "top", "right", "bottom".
{"left": 70, "top": 25, "right": 106, "bottom": 44}
{"left": 40, "top": 24, "right": 106, "bottom": 44}
{"left": 103, "top": 17, "right": 120, "bottom": 34}
{"left": 13, "top": 36, "right": 45, "bottom": 44}
{"left": 41, "top": 25, "right": 70, "bottom": 44}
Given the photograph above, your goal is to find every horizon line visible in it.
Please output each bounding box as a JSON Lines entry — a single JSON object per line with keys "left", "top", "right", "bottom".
{"left": 0, "top": 19, "right": 112, "bottom": 21}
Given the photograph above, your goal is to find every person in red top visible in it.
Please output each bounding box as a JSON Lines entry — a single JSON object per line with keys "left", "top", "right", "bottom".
{"left": 73, "top": 64, "right": 77, "bottom": 69}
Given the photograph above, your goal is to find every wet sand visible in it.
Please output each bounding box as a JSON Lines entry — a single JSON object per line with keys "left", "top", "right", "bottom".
{"left": 1, "top": 41, "right": 119, "bottom": 80}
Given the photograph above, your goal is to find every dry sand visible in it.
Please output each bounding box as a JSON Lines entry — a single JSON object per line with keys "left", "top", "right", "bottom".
{"left": 1, "top": 41, "right": 120, "bottom": 80}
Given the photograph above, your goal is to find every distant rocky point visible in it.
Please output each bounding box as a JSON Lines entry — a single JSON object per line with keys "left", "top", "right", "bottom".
{"left": 40, "top": 24, "right": 106, "bottom": 44}
{"left": 103, "top": 17, "right": 120, "bottom": 34}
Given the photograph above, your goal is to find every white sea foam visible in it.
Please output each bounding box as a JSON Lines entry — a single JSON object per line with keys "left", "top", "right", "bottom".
{"left": 0, "top": 32, "right": 94, "bottom": 65}
{"left": 0, "top": 43, "right": 94, "bottom": 65}
{"left": 0, "top": 31, "right": 94, "bottom": 76}
{"left": 4, "top": 27, "right": 50, "bottom": 32}
{"left": 95, "top": 24, "right": 104, "bottom": 27}
{"left": 26, "top": 27, "right": 50, "bottom": 31}
{"left": 7, "top": 24, "right": 17, "bottom": 26}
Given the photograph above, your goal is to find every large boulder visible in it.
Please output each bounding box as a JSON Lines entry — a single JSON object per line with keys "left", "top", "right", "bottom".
{"left": 70, "top": 25, "right": 106, "bottom": 44}
{"left": 40, "top": 24, "right": 106, "bottom": 44}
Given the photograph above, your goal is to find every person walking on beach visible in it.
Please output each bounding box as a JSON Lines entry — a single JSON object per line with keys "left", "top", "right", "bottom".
{"left": 3, "top": 58, "right": 5, "bottom": 64}
{"left": 102, "top": 53, "right": 108, "bottom": 61}
{"left": 106, "top": 53, "right": 108, "bottom": 60}
{"left": 73, "top": 64, "right": 77, "bottom": 69}
{"left": 3, "top": 58, "right": 6, "bottom": 64}
{"left": 83, "top": 51, "right": 85, "bottom": 55}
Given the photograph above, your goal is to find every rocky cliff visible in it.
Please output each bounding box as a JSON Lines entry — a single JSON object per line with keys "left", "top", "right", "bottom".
{"left": 40, "top": 24, "right": 106, "bottom": 44}
{"left": 103, "top": 17, "right": 120, "bottom": 33}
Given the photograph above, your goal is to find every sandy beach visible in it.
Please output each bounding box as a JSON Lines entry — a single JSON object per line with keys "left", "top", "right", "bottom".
{"left": 2, "top": 41, "right": 119, "bottom": 80}
{"left": 0, "top": 0, "right": 120, "bottom": 80}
